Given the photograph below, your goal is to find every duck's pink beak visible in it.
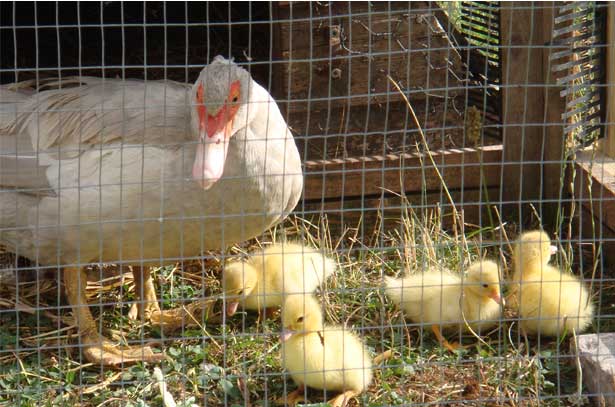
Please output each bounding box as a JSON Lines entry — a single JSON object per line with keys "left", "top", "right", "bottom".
{"left": 192, "top": 81, "right": 238, "bottom": 190}
{"left": 489, "top": 291, "right": 502, "bottom": 304}
{"left": 192, "top": 121, "right": 233, "bottom": 190}
{"left": 281, "top": 328, "right": 294, "bottom": 342}
{"left": 226, "top": 301, "right": 239, "bottom": 317}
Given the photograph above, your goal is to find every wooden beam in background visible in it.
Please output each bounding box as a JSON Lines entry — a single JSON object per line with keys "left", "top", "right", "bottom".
{"left": 500, "top": 2, "right": 551, "bottom": 216}
{"left": 574, "top": 151, "right": 615, "bottom": 234}
{"left": 606, "top": 2, "right": 615, "bottom": 158}
{"left": 302, "top": 145, "right": 502, "bottom": 202}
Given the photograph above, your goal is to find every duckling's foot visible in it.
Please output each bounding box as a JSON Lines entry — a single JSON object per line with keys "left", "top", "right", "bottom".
{"left": 328, "top": 391, "right": 357, "bottom": 407}
{"left": 431, "top": 325, "right": 467, "bottom": 353}
{"left": 82, "top": 333, "right": 166, "bottom": 365}
{"left": 442, "top": 340, "right": 467, "bottom": 353}
{"left": 276, "top": 386, "right": 306, "bottom": 406}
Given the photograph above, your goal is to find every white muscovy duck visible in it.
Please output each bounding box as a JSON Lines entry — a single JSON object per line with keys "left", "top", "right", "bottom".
{"left": 0, "top": 56, "right": 303, "bottom": 365}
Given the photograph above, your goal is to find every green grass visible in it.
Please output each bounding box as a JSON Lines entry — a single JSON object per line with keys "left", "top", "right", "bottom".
{"left": 0, "top": 210, "right": 601, "bottom": 406}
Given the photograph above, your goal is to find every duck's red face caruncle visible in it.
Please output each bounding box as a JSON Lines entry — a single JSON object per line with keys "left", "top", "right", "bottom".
{"left": 192, "top": 80, "right": 241, "bottom": 190}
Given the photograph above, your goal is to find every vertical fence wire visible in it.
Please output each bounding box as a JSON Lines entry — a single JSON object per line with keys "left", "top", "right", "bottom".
{"left": 0, "top": 2, "right": 612, "bottom": 406}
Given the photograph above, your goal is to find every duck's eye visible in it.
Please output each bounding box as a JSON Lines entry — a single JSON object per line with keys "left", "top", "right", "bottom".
{"left": 482, "top": 284, "right": 488, "bottom": 288}
{"left": 297, "top": 316, "right": 304, "bottom": 323}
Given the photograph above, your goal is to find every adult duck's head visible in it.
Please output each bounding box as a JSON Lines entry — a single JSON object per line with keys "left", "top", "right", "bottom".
{"left": 191, "top": 56, "right": 252, "bottom": 190}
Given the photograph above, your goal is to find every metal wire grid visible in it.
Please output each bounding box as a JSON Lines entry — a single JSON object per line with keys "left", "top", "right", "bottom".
{"left": 0, "top": 2, "right": 611, "bottom": 406}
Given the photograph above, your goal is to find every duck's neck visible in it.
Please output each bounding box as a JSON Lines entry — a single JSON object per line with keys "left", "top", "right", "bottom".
{"left": 461, "top": 289, "right": 491, "bottom": 318}
{"left": 516, "top": 259, "right": 549, "bottom": 280}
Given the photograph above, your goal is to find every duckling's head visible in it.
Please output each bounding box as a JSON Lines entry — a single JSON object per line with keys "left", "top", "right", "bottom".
{"left": 514, "top": 230, "right": 558, "bottom": 269}
{"left": 222, "top": 260, "right": 258, "bottom": 316}
{"left": 281, "top": 295, "right": 324, "bottom": 342}
{"left": 464, "top": 260, "right": 502, "bottom": 304}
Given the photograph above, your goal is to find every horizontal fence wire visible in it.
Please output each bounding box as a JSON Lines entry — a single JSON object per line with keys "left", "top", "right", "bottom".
{"left": 0, "top": 2, "right": 613, "bottom": 406}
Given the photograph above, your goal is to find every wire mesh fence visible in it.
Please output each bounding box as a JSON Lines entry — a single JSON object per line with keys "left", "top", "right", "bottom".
{"left": 0, "top": 1, "right": 613, "bottom": 406}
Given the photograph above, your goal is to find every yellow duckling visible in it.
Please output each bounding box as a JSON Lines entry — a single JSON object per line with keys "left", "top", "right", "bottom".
{"left": 279, "top": 295, "right": 373, "bottom": 407}
{"left": 510, "top": 230, "right": 558, "bottom": 287}
{"left": 385, "top": 260, "right": 502, "bottom": 351}
{"left": 508, "top": 230, "right": 594, "bottom": 336}
{"left": 222, "top": 242, "right": 336, "bottom": 317}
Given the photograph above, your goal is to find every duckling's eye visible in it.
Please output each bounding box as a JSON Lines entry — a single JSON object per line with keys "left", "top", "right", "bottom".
{"left": 232, "top": 96, "right": 239, "bottom": 103}
{"left": 237, "top": 290, "right": 244, "bottom": 296}
{"left": 482, "top": 284, "right": 488, "bottom": 288}
{"left": 296, "top": 316, "right": 304, "bottom": 323}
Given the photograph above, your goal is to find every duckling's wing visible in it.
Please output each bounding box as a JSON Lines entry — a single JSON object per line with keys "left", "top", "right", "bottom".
{"left": 385, "top": 273, "right": 458, "bottom": 305}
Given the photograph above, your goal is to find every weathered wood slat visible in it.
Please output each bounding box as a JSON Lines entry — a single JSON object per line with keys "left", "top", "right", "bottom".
{"left": 272, "top": 2, "right": 466, "bottom": 114}
{"left": 606, "top": 2, "right": 615, "bottom": 158}
{"left": 500, "top": 1, "right": 567, "bottom": 224}
{"left": 575, "top": 150, "right": 615, "bottom": 234}
{"left": 302, "top": 187, "right": 500, "bottom": 232}
{"left": 302, "top": 145, "right": 502, "bottom": 201}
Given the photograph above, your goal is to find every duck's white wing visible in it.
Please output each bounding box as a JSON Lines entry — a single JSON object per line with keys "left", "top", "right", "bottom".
{"left": 4, "top": 77, "right": 192, "bottom": 159}
{"left": 0, "top": 77, "right": 193, "bottom": 192}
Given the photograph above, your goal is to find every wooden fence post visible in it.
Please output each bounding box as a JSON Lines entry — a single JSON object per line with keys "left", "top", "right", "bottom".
{"left": 606, "top": 2, "right": 615, "bottom": 158}
{"left": 500, "top": 2, "right": 566, "bottom": 225}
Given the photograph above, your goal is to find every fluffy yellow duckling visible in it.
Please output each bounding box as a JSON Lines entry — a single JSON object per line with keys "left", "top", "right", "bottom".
{"left": 222, "top": 243, "right": 336, "bottom": 317}
{"left": 279, "top": 295, "right": 373, "bottom": 407}
{"left": 508, "top": 230, "right": 594, "bottom": 336}
{"left": 385, "top": 260, "right": 502, "bottom": 351}
{"left": 510, "top": 230, "right": 558, "bottom": 287}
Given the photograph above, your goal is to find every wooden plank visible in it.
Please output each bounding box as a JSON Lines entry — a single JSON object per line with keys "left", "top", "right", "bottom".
{"left": 302, "top": 145, "right": 503, "bottom": 201}
{"left": 577, "top": 205, "right": 615, "bottom": 273}
{"left": 301, "top": 187, "right": 500, "bottom": 234}
{"left": 289, "top": 101, "right": 477, "bottom": 162}
{"left": 272, "top": 2, "right": 466, "bottom": 113}
{"left": 606, "top": 2, "right": 615, "bottom": 158}
{"left": 500, "top": 2, "right": 549, "bottom": 214}
{"left": 574, "top": 150, "right": 615, "bottom": 234}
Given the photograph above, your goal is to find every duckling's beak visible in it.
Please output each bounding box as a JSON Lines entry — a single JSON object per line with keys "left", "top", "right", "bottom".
{"left": 550, "top": 245, "right": 558, "bottom": 255}
{"left": 226, "top": 301, "right": 239, "bottom": 316}
{"left": 489, "top": 292, "right": 502, "bottom": 305}
{"left": 281, "top": 328, "right": 295, "bottom": 342}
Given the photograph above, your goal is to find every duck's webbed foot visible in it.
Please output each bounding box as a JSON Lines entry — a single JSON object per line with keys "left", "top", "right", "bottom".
{"left": 431, "top": 324, "right": 468, "bottom": 353}
{"left": 64, "top": 267, "right": 165, "bottom": 366}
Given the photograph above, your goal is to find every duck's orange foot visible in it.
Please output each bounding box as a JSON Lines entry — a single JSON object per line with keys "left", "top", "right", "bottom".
{"left": 81, "top": 333, "right": 166, "bottom": 366}
{"left": 148, "top": 299, "right": 218, "bottom": 331}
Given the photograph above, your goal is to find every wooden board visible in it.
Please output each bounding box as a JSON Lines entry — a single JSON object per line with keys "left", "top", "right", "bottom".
{"left": 272, "top": 1, "right": 466, "bottom": 114}
{"left": 300, "top": 187, "right": 500, "bottom": 234}
{"left": 500, "top": 2, "right": 556, "bottom": 214}
{"left": 289, "top": 101, "right": 483, "bottom": 161}
{"left": 606, "top": 2, "right": 615, "bottom": 158}
{"left": 574, "top": 150, "right": 615, "bottom": 234}
{"left": 302, "top": 145, "right": 503, "bottom": 202}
